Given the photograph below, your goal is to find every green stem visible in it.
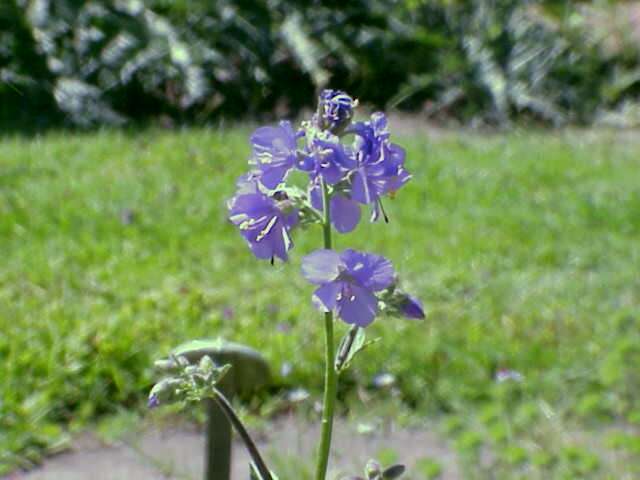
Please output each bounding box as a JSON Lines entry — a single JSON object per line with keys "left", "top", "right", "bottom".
{"left": 315, "top": 178, "right": 338, "bottom": 480}
{"left": 212, "top": 388, "right": 273, "bottom": 480}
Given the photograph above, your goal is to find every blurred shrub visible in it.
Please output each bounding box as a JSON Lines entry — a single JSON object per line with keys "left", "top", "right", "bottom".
{"left": 1, "top": 0, "right": 639, "bottom": 128}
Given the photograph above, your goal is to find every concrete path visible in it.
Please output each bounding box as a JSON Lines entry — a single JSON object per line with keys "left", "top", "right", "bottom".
{"left": 4, "top": 416, "right": 460, "bottom": 480}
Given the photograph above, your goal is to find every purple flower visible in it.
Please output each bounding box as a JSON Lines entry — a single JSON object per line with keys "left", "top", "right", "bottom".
{"left": 309, "top": 181, "right": 361, "bottom": 233}
{"left": 298, "top": 137, "right": 354, "bottom": 185}
{"left": 314, "top": 89, "right": 357, "bottom": 132}
{"left": 250, "top": 121, "right": 299, "bottom": 189}
{"left": 148, "top": 393, "right": 160, "bottom": 409}
{"left": 228, "top": 189, "right": 298, "bottom": 262}
{"left": 400, "top": 294, "right": 425, "bottom": 320}
{"left": 349, "top": 113, "right": 411, "bottom": 220}
{"left": 301, "top": 249, "right": 395, "bottom": 327}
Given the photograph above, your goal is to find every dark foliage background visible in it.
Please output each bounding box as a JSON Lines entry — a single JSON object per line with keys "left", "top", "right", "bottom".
{"left": 1, "top": 0, "right": 640, "bottom": 129}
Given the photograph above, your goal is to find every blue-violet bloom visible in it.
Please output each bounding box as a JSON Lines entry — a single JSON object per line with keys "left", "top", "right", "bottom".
{"left": 314, "top": 89, "right": 358, "bottom": 132}
{"left": 298, "top": 136, "right": 354, "bottom": 185}
{"left": 228, "top": 189, "right": 298, "bottom": 262}
{"left": 302, "top": 249, "right": 395, "bottom": 327}
{"left": 349, "top": 113, "right": 411, "bottom": 220}
{"left": 250, "top": 121, "right": 300, "bottom": 189}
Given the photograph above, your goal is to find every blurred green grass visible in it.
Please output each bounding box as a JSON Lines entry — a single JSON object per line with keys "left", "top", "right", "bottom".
{"left": 1, "top": 126, "right": 639, "bottom": 475}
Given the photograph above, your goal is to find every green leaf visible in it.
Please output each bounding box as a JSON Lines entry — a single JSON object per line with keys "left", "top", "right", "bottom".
{"left": 249, "top": 462, "right": 279, "bottom": 480}
{"left": 335, "top": 327, "right": 380, "bottom": 373}
{"left": 382, "top": 464, "right": 406, "bottom": 479}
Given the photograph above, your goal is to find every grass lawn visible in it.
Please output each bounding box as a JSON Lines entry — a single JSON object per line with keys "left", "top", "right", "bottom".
{"left": 1, "top": 126, "right": 639, "bottom": 478}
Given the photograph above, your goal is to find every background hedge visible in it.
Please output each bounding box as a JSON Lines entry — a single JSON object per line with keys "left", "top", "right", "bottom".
{"left": 1, "top": 0, "right": 640, "bottom": 129}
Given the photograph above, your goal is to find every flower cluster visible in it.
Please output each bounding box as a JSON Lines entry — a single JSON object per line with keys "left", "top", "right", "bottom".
{"left": 228, "top": 89, "right": 423, "bottom": 327}
{"left": 149, "top": 90, "right": 423, "bottom": 480}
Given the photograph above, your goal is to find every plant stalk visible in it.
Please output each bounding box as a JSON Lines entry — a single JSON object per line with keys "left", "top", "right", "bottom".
{"left": 205, "top": 398, "right": 231, "bottom": 480}
{"left": 212, "top": 388, "right": 273, "bottom": 480}
{"left": 315, "top": 177, "right": 338, "bottom": 480}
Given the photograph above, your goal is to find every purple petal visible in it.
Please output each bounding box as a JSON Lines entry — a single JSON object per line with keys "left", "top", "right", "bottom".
{"left": 296, "top": 151, "right": 315, "bottom": 172}
{"left": 251, "top": 123, "right": 297, "bottom": 188}
{"left": 278, "top": 120, "right": 296, "bottom": 139}
{"left": 301, "top": 249, "right": 342, "bottom": 284}
{"left": 348, "top": 122, "right": 374, "bottom": 154}
{"left": 371, "top": 112, "right": 388, "bottom": 135}
{"left": 259, "top": 165, "right": 290, "bottom": 189}
{"left": 312, "top": 281, "right": 342, "bottom": 312}
{"left": 251, "top": 124, "right": 296, "bottom": 152}
{"left": 312, "top": 141, "right": 350, "bottom": 185}
{"left": 270, "top": 220, "right": 293, "bottom": 261}
{"left": 283, "top": 209, "right": 299, "bottom": 230}
{"left": 401, "top": 295, "right": 425, "bottom": 320}
{"left": 384, "top": 167, "right": 411, "bottom": 193}
{"left": 248, "top": 234, "right": 276, "bottom": 260}
{"left": 331, "top": 143, "right": 357, "bottom": 170}
{"left": 386, "top": 143, "right": 405, "bottom": 168}
{"left": 228, "top": 193, "right": 271, "bottom": 220}
{"left": 331, "top": 195, "right": 361, "bottom": 233}
{"left": 336, "top": 284, "right": 378, "bottom": 327}
{"left": 350, "top": 169, "right": 374, "bottom": 205}
{"left": 341, "top": 249, "right": 395, "bottom": 291}
{"left": 309, "top": 182, "right": 322, "bottom": 211}
{"left": 320, "top": 161, "right": 343, "bottom": 185}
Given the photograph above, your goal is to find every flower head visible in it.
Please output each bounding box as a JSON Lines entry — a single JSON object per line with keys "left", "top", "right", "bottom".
{"left": 228, "top": 187, "right": 298, "bottom": 262}
{"left": 298, "top": 135, "right": 354, "bottom": 185}
{"left": 250, "top": 121, "right": 300, "bottom": 189}
{"left": 348, "top": 113, "right": 411, "bottom": 220}
{"left": 314, "top": 89, "right": 358, "bottom": 132}
{"left": 302, "top": 249, "right": 395, "bottom": 327}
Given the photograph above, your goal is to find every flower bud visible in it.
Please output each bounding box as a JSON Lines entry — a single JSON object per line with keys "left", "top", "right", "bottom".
{"left": 314, "top": 89, "right": 357, "bottom": 133}
{"left": 148, "top": 377, "right": 183, "bottom": 408}
{"left": 400, "top": 294, "right": 425, "bottom": 320}
{"left": 378, "top": 288, "right": 425, "bottom": 321}
{"left": 147, "top": 393, "right": 160, "bottom": 409}
{"left": 365, "top": 460, "right": 382, "bottom": 479}
{"left": 198, "top": 355, "right": 215, "bottom": 375}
